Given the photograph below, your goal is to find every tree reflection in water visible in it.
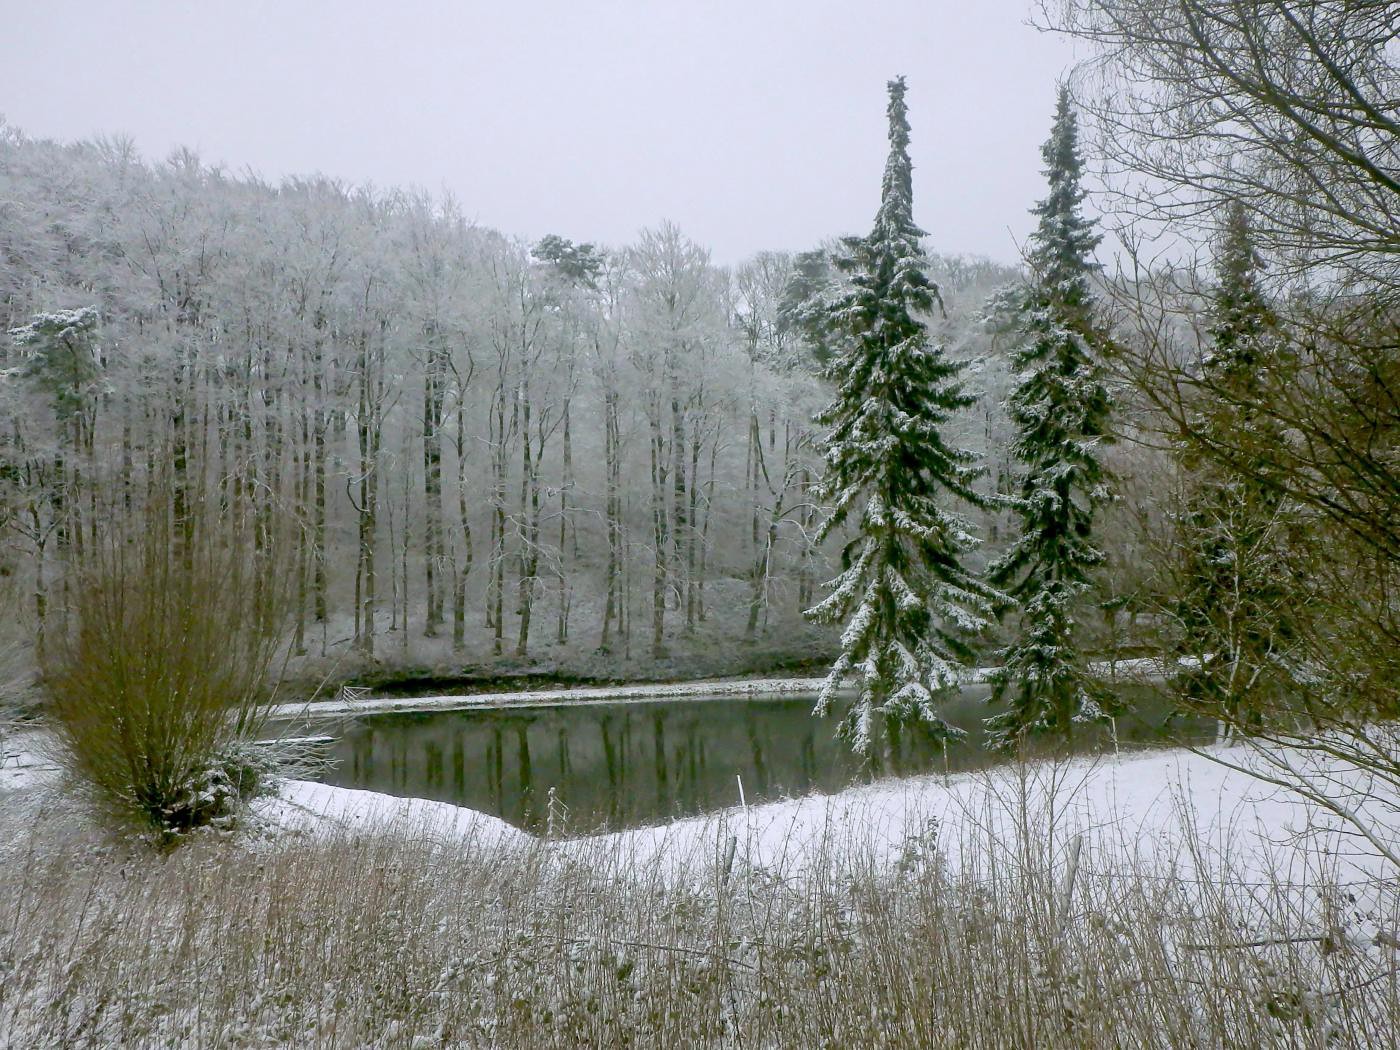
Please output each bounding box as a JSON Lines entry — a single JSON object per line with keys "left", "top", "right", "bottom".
{"left": 325, "top": 687, "right": 1199, "bottom": 832}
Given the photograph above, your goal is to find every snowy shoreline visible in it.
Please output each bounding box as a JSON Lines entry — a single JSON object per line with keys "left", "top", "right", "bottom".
{"left": 7, "top": 727, "right": 1396, "bottom": 932}
{"left": 265, "top": 674, "right": 832, "bottom": 722}
{"left": 265, "top": 655, "right": 1178, "bottom": 722}
{"left": 250, "top": 740, "right": 1395, "bottom": 898}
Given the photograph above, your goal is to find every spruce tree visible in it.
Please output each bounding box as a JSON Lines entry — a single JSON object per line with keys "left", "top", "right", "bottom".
{"left": 1175, "top": 201, "right": 1293, "bottom": 724}
{"left": 805, "top": 77, "right": 1000, "bottom": 756}
{"left": 778, "top": 249, "right": 839, "bottom": 369}
{"left": 984, "top": 87, "right": 1115, "bottom": 752}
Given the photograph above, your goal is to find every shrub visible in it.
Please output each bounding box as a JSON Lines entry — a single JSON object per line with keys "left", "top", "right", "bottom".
{"left": 41, "top": 485, "right": 292, "bottom": 835}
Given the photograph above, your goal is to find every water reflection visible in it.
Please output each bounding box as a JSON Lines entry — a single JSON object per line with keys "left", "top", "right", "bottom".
{"left": 311, "top": 685, "right": 1203, "bottom": 832}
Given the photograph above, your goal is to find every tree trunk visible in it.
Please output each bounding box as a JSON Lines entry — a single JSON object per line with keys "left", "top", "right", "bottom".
{"left": 601, "top": 387, "right": 622, "bottom": 651}
{"left": 312, "top": 324, "right": 328, "bottom": 650}
{"left": 452, "top": 360, "right": 473, "bottom": 652}
{"left": 686, "top": 408, "right": 701, "bottom": 629}
{"left": 670, "top": 387, "right": 687, "bottom": 626}
{"left": 556, "top": 397, "right": 573, "bottom": 645}
{"left": 422, "top": 343, "right": 446, "bottom": 638}
{"left": 354, "top": 325, "right": 383, "bottom": 657}
{"left": 649, "top": 395, "right": 669, "bottom": 658}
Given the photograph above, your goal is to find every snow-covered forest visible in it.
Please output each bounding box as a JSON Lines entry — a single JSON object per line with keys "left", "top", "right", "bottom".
{"left": 0, "top": 129, "right": 1027, "bottom": 679}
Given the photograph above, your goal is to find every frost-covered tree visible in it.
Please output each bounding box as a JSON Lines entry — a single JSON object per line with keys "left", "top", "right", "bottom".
{"left": 7, "top": 305, "right": 104, "bottom": 636}
{"left": 806, "top": 77, "right": 999, "bottom": 756}
{"left": 1174, "top": 201, "right": 1295, "bottom": 723}
{"left": 778, "top": 248, "right": 839, "bottom": 369}
{"left": 9, "top": 306, "right": 103, "bottom": 435}
{"left": 984, "top": 87, "right": 1115, "bottom": 751}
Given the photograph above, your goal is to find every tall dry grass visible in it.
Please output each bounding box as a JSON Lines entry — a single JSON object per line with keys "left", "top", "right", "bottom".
{"left": 1, "top": 762, "right": 1395, "bottom": 1048}
{"left": 40, "top": 486, "right": 292, "bottom": 833}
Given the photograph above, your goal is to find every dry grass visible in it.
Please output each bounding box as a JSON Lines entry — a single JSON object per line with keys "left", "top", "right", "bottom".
{"left": 40, "top": 489, "right": 292, "bottom": 834}
{"left": 2, "top": 765, "right": 1396, "bottom": 1049}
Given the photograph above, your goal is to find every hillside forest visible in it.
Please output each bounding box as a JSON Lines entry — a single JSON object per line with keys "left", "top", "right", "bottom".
{"left": 0, "top": 130, "right": 1038, "bottom": 688}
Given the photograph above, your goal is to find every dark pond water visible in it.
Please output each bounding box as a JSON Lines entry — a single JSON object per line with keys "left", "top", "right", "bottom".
{"left": 302, "top": 684, "right": 1210, "bottom": 832}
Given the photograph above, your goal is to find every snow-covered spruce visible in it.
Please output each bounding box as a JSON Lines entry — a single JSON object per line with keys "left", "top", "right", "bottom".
{"left": 805, "top": 77, "right": 1001, "bottom": 756}
{"left": 1174, "top": 201, "right": 1297, "bottom": 721}
{"left": 983, "top": 87, "right": 1114, "bottom": 751}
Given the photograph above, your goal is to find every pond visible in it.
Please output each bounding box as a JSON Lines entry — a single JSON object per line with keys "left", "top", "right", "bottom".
{"left": 299, "top": 684, "right": 1211, "bottom": 832}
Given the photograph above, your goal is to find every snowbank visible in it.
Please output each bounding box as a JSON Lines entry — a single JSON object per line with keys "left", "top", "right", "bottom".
{"left": 588, "top": 744, "right": 1391, "bottom": 884}
{"left": 248, "top": 739, "right": 1396, "bottom": 901}
{"left": 253, "top": 779, "right": 528, "bottom": 849}
{"left": 0, "top": 738, "right": 529, "bottom": 849}
{"left": 265, "top": 675, "right": 832, "bottom": 721}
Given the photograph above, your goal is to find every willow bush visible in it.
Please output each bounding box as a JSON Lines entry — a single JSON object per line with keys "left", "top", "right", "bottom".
{"left": 42, "top": 485, "right": 293, "bottom": 835}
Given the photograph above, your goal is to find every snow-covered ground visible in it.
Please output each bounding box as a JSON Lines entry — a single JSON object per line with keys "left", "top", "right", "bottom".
{"left": 9, "top": 737, "right": 1392, "bottom": 1048}
{"left": 7, "top": 728, "right": 1386, "bottom": 890}
{"left": 599, "top": 743, "right": 1394, "bottom": 891}
{"left": 249, "top": 739, "right": 1400, "bottom": 945}
{"left": 255, "top": 744, "right": 1386, "bottom": 886}
{"left": 6, "top": 728, "right": 1397, "bottom": 965}
{"left": 254, "top": 779, "right": 527, "bottom": 850}
{"left": 0, "top": 730, "right": 53, "bottom": 791}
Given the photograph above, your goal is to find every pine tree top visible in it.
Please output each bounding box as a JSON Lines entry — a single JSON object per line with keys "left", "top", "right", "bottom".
{"left": 874, "top": 76, "right": 921, "bottom": 245}
{"left": 835, "top": 77, "right": 944, "bottom": 336}
{"left": 1208, "top": 200, "right": 1275, "bottom": 372}
{"left": 1027, "top": 86, "right": 1100, "bottom": 308}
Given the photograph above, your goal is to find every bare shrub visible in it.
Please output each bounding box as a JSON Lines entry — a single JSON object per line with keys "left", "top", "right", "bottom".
{"left": 40, "top": 486, "right": 292, "bottom": 835}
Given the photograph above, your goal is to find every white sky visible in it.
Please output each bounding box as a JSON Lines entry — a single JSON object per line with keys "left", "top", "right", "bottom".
{"left": 1, "top": 0, "right": 1080, "bottom": 265}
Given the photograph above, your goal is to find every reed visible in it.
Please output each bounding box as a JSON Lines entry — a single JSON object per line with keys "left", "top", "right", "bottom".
{"left": 2, "top": 757, "right": 1394, "bottom": 1048}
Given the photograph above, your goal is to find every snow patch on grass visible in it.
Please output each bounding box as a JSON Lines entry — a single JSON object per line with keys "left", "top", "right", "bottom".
{"left": 592, "top": 743, "right": 1395, "bottom": 888}
{"left": 0, "top": 730, "right": 58, "bottom": 791}
{"left": 253, "top": 779, "right": 528, "bottom": 850}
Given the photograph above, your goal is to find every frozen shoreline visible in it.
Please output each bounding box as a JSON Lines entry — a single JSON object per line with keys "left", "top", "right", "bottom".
{"left": 265, "top": 674, "right": 831, "bottom": 722}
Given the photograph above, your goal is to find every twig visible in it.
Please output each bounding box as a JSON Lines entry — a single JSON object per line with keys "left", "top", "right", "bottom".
{"left": 1182, "top": 934, "right": 1331, "bottom": 951}
{"left": 562, "top": 936, "right": 758, "bottom": 973}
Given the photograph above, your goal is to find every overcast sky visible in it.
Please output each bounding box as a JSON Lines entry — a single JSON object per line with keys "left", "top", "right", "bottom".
{"left": 1, "top": 1, "right": 1080, "bottom": 265}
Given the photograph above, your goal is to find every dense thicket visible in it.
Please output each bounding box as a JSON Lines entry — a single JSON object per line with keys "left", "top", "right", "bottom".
{"left": 1048, "top": 0, "right": 1400, "bottom": 724}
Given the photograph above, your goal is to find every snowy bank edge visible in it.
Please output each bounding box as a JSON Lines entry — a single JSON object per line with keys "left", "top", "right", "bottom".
{"left": 266, "top": 655, "right": 1178, "bottom": 721}
{"left": 254, "top": 778, "right": 530, "bottom": 849}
